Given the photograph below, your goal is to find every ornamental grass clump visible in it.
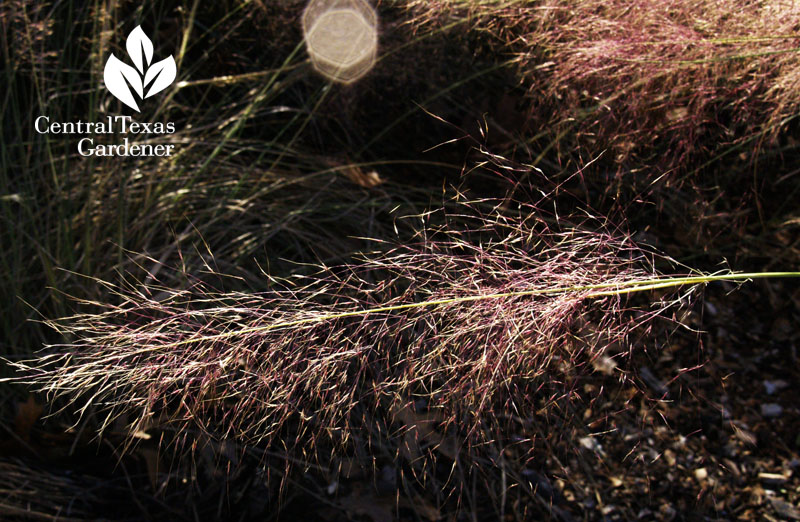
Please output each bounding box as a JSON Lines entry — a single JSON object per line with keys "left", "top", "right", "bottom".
{"left": 532, "top": 0, "right": 800, "bottom": 166}
{"left": 405, "top": 0, "right": 800, "bottom": 171}
{"left": 12, "top": 204, "right": 677, "bottom": 453}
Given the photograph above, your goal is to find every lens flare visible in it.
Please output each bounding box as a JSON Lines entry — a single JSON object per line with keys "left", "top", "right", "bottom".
{"left": 302, "top": 0, "right": 378, "bottom": 84}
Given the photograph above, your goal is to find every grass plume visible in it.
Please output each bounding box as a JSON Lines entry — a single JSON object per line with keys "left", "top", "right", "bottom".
{"left": 11, "top": 203, "right": 796, "bottom": 457}
{"left": 406, "top": 0, "right": 800, "bottom": 171}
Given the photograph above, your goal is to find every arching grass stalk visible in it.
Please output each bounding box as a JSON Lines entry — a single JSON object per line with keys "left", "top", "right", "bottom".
{"left": 159, "top": 271, "right": 800, "bottom": 346}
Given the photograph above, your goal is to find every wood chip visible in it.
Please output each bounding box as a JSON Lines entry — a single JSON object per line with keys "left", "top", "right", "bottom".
{"left": 758, "top": 472, "right": 788, "bottom": 486}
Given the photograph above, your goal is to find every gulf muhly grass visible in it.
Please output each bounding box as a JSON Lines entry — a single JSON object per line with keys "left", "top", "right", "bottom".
{"left": 3, "top": 0, "right": 800, "bottom": 519}
{"left": 405, "top": 0, "right": 800, "bottom": 188}
{"left": 7, "top": 200, "right": 798, "bottom": 481}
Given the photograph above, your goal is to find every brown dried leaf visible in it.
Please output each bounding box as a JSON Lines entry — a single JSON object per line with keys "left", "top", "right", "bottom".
{"left": 14, "top": 395, "right": 43, "bottom": 441}
{"left": 342, "top": 164, "right": 383, "bottom": 188}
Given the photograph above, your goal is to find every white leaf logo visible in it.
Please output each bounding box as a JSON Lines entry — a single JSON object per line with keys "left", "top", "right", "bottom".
{"left": 126, "top": 26, "right": 153, "bottom": 74}
{"left": 103, "top": 25, "right": 176, "bottom": 112}
{"left": 104, "top": 55, "right": 143, "bottom": 111}
{"left": 144, "top": 56, "right": 177, "bottom": 98}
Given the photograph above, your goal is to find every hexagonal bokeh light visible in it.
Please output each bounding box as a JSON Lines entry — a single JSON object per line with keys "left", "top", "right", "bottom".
{"left": 302, "top": 0, "right": 378, "bottom": 84}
